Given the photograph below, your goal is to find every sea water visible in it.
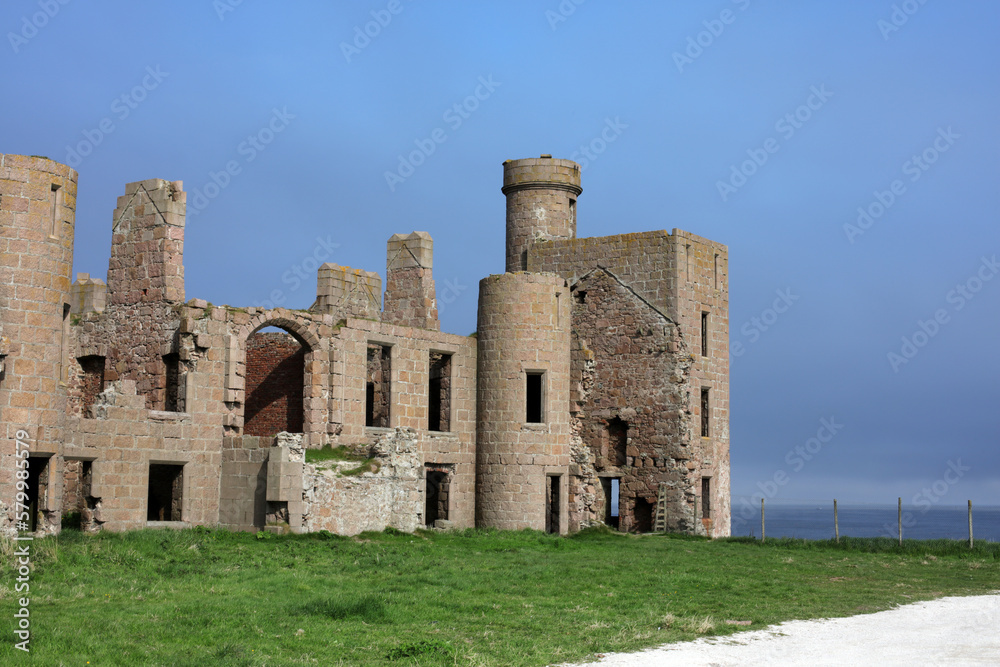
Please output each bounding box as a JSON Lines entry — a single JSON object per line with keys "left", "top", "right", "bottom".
{"left": 729, "top": 504, "right": 1000, "bottom": 542}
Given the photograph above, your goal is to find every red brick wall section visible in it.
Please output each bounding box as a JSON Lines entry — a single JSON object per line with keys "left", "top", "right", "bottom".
{"left": 244, "top": 332, "right": 305, "bottom": 437}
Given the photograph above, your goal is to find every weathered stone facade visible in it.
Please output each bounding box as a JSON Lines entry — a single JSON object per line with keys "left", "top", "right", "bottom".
{"left": 0, "top": 153, "right": 729, "bottom": 537}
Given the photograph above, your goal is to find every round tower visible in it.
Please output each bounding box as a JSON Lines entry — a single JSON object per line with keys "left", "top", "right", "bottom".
{"left": 476, "top": 272, "right": 571, "bottom": 532}
{"left": 0, "top": 155, "right": 77, "bottom": 532}
{"left": 502, "top": 155, "right": 582, "bottom": 272}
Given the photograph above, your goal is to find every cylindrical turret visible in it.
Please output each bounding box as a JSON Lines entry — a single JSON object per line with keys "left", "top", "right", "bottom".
{"left": 502, "top": 155, "right": 582, "bottom": 272}
{"left": 476, "top": 272, "right": 571, "bottom": 532}
{"left": 0, "top": 155, "right": 77, "bottom": 532}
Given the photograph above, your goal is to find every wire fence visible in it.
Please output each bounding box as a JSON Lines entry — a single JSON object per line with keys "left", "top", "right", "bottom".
{"left": 730, "top": 498, "right": 1000, "bottom": 545}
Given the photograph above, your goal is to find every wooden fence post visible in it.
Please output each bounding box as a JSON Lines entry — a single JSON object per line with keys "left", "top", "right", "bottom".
{"left": 898, "top": 497, "right": 902, "bottom": 547}
{"left": 834, "top": 499, "right": 839, "bottom": 543}
{"left": 969, "top": 500, "right": 974, "bottom": 549}
{"left": 761, "top": 498, "right": 765, "bottom": 543}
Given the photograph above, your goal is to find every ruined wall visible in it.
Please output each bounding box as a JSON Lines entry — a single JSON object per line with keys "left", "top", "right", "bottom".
{"left": 302, "top": 427, "right": 423, "bottom": 535}
{"left": 567, "top": 269, "right": 694, "bottom": 533}
{"left": 102, "top": 179, "right": 187, "bottom": 410}
{"left": 66, "top": 377, "right": 223, "bottom": 531}
{"left": 329, "top": 318, "right": 478, "bottom": 529}
{"left": 313, "top": 263, "right": 382, "bottom": 319}
{"left": 383, "top": 232, "right": 439, "bottom": 331}
{"left": 527, "top": 228, "right": 730, "bottom": 536}
{"left": 244, "top": 331, "right": 305, "bottom": 437}
{"left": 476, "top": 272, "right": 571, "bottom": 532}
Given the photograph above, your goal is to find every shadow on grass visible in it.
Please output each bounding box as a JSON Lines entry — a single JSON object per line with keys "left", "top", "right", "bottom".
{"left": 293, "top": 594, "right": 392, "bottom": 622}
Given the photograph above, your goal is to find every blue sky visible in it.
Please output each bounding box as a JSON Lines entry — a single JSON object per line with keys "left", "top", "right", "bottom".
{"left": 3, "top": 1, "right": 998, "bottom": 512}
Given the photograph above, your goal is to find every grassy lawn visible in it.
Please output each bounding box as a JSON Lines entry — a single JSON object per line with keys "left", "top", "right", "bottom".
{"left": 1, "top": 527, "right": 998, "bottom": 665}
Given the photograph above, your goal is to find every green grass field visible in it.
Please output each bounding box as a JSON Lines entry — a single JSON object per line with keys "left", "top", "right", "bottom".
{"left": 2, "top": 527, "right": 998, "bottom": 665}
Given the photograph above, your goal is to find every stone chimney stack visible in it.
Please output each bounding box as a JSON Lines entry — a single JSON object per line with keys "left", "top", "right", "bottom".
{"left": 383, "top": 231, "right": 439, "bottom": 330}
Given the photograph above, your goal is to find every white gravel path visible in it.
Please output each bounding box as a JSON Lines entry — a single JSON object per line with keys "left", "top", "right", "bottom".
{"left": 570, "top": 594, "right": 1000, "bottom": 666}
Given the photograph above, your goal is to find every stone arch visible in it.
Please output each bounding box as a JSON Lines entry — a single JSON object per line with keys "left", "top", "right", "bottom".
{"left": 228, "top": 310, "right": 329, "bottom": 439}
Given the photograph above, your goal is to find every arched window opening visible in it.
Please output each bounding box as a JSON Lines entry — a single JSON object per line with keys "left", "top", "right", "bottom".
{"left": 244, "top": 326, "right": 306, "bottom": 437}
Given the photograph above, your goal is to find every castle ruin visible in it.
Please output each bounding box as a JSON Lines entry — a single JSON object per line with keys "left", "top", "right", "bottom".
{"left": 0, "top": 153, "right": 730, "bottom": 537}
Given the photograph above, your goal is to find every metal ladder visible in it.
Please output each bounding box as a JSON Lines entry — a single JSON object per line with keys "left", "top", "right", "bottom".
{"left": 653, "top": 485, "right": 668, "bottom": 533}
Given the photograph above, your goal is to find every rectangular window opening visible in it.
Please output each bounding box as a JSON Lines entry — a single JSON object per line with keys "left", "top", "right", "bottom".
{"left": 526, "top": 371, "right": 544, "bottom": 423}
{"left": 701, "top": 477, "right": 712, "bottom": 519}
{"left": 569, "top": 198, "right": 576, "bottom": 228}
{"left": 607, "top": 417, "right": 628, "bottom": 467}
{"left": 365, "top": 343, "right": 391, "bottom": 428}
{"left": 685, "top": 244, "right": 691, "bottom": 282}
{"left": 602, "top": 477, "right": 620, "bottom": 529}
{"left": 546, "top": 474, "right": 561, "bottom": 534}
{"left": 714, "top": 253, "right": 720, "bottom": 288}
{"left": 163, "top": 353, "right": 180, "bottom": 412}
{"left": 49, "top": 183, "right": 61, "bottom": 237}
{"left": 701, "top": 311, "right": 709, "bottom": 357}
{"left": 701, "top": 387, "right": 710, "bottom": 438}
{"left": 147, "top": 464, "right": 184, "bottom": 522}
{"left": 60, "top": 304, "right": 70, "bottom": 383}
{"left": 77, "top": 355, "right": 105, "bottom": 418}
{"left": 425, "top": 467, "right": 451, "bottom": 527}
{"left": 428, "top": 352, "right": 452, "bottom": 432}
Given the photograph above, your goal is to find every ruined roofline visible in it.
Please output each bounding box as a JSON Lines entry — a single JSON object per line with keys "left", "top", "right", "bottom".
{"left": 572, "top": 264, "right": 683, "bottom": 332}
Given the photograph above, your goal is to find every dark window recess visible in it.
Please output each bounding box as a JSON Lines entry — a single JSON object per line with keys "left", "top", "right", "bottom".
{"left": 526, "top": 372, "right": 544, "bottom": 423}
{"left": 428, "top": 352, "right": 452, "bottom": 432}
{"left": 602, "top": 478, "right": 620, "bottom": 529}
{"left": 633, "top": 497, "right": 654, "bottom": 533}
{"left": 49, "top": 183, "right": 60, "bottom": 236}
{"left": 163, "top": 353, "right": 180, "bottom": 412}
{"left": 701, "top": 388, "right": 710, "bottom": 437}
{"left": 425, "top": 468, "right": 450, "bottom": 526}
{"left": 607, "top": 417, "right": 628, "bottom": 466}
{"left": 574, "top": 289, "right": 587, "bottom": 305}
{"left": 702, "top": 477, "right": 711, "bottom": 519}
{"left": 366, "top": 343, "right": 391, "bottom": 427}
{"left": 546, "top": 475, "right": 561, "bottom": 534}
{"left": 701, "top": 311, "right": 709, "bottom": 357}
{"left": 147, "top": 464, "right": 184, "bottom": 521}
{"left": 26, "top": 456, "right": 50, "bottom": 532}
{"left": 77, "top": 355, "right": 105, "bottom": 417}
